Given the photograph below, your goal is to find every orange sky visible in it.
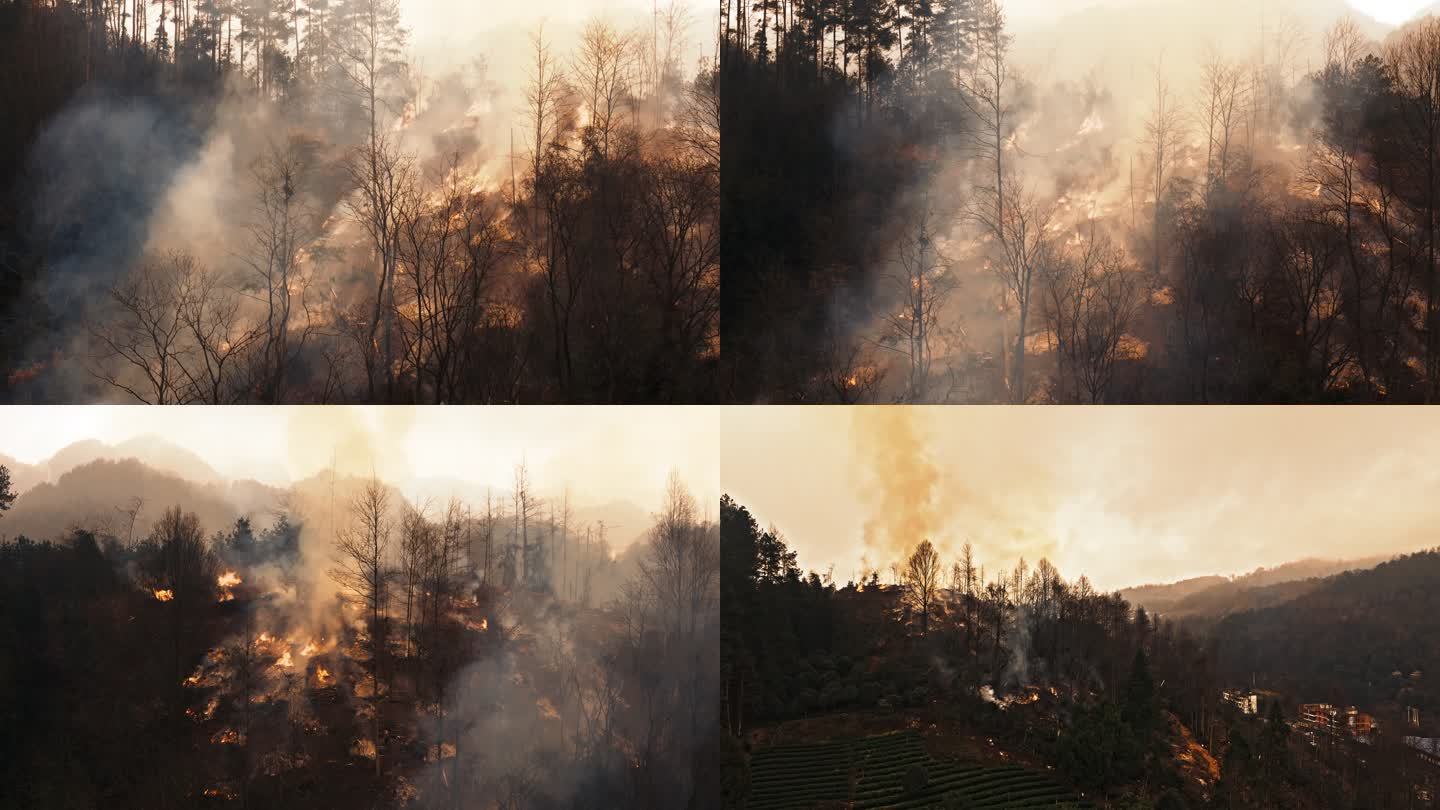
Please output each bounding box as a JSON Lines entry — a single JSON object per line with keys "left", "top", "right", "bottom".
{"left": 721, "top": 406, "right": 1440, "bottom": 591}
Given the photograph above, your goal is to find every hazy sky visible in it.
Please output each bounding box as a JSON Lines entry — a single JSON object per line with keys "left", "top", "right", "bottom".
{"left": 722, "top": 407, "right": 1440, "bottom": 592}
{"left": 402, "top": 0, "right": 712, "bottom": 80}
{"left": 995, "top": 0, "right": 1427, "bottom": 26}
{"left": 2, "top": 406, "right": 718, "bottom": 510}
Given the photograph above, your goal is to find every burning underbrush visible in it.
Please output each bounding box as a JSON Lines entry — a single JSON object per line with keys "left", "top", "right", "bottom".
{"left": 159, "top": 565, "right": 690, "bottom": 808}
{"left": 8, "top": 476, "right": 717, "bottom": 808}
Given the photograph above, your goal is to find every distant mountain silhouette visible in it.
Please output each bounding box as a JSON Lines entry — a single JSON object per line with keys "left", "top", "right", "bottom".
{"left": 1122, "top": 556, "right": 1394, "bottom": 619}
{"left": 3, "top": 458, "right": 282, "bottom": 543}
{"left": 0, "top": 452, "right": 45, "bottom": 492}
{"left": 47, "top": 436, "right": 223, "bottom": 483}
{"left": 0, "top": 436, "right": 226, "bottom": 497}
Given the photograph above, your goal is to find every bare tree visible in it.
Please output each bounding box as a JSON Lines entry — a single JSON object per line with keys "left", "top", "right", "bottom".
{"left": 956, "top": 541, "right": 978, "bottom": 654}
{"left": 329, "top": 477, "right": 393, "bottom": 777}
{"left": 1041, "top": 222, "right": 1142, "bottom": 403}
{"left": 395, "top": 151, "right": 506, "bottom": 402}
{"left": 399, "top": 498, "right": 434, "bottom": 661}
{"left": 522, "top": 25, "right": 572, "bottom": 200}
{"left": 903, "top": 539, "right": 942, "bottom": 635}
{"left": 1198, "top": 54, "right": 1249, "bottom": 194}
{"left": 1142, "top": 66, "right": 1188, "bottom": 280}
{"left": 977, "top": 175, "right": 1056, "bottom": 403}
{"left": 89, "top": 252, "right": 198, "bottom": 404}
{"left": 512, "top": 461, "right": 542, "bottom": 587}
{"left": 344, "top": 130, "right": 416, "bottom": 402}
{"left": 641, "top": 470, "right": 709, "bottom": 641}
{"left": 244, "top": 138, "right": 318, "bottom": 403}
{"left": 572, "top": 19, "right": 636, "bottom": 161}
{"left": 876, "top": 206, "right": 958, "bottom": 401}
{"left": 176, "top": 264, "right": 260, "bottom": 404}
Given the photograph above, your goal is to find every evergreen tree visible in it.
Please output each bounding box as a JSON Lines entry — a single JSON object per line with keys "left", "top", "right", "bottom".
{"left": 0, "top": 466, "right": 14, "bottom": 518}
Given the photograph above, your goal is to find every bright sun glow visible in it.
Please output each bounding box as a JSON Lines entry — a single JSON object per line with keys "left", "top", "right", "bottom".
{"left": 1347, "top": 0, "right": 1431, "bottom": 26}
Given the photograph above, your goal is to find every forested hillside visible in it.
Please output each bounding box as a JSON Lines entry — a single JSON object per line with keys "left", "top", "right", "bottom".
{"left": 721, "top": 0, "right": 1440, "bottom": 403}
{"left": 0, "top": 0, "right": 718, "bottom": 403}
{"left": 1216, "top": 550, "right": 1440, "bottom": 712}
{"left": 1122, "top": 556, "right": 1392, "bottom": 620}
{"left": 721, "top": 492, "right": 1440, "bottom": 808}
{"left": 0, "top": 460, "right": 719, "bottom": 808}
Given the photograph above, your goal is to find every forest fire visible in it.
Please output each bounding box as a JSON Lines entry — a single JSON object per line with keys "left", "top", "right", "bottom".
{"left": 215, "top": 571, "right": 242, "bottom": 601}
{"left": 0, "top": 412, "right": 716, "bottom": 807}
{"left": 978, "top": 685, "right": 1041, "bottom": 709}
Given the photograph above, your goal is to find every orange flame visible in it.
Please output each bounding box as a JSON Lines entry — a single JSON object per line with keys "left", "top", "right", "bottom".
{"left": 153, "top": 589, "right": 174, "bottom": 602}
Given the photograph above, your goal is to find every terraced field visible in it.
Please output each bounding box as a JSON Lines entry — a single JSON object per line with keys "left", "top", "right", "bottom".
{"left": 747, "top": 731, "right": 1091, "bottom": 809}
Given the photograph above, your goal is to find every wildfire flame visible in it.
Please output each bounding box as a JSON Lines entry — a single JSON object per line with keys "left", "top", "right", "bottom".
{"left": 274, "top": 650, "right": 294, "bottom": 669}
{"left": 479, "top": 618, "right": 489, "bottom": 631}
{"left": 217, "top": 570, "right": 241, "bottom": 602}
{"left": 153, "top": 589, "right": 174, "bottom": 602}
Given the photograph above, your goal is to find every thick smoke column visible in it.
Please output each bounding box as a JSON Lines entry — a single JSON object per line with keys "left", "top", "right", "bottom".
{"left": 852, "top": 408, "right": 951, "bottom": 560}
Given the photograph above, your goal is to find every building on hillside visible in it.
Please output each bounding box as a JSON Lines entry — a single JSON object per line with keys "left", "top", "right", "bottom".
{"left": 1223, "top": 689, "right": 1259, "bottom": 715}
{"left": 1406, "top": 737, "right": 1440, "bottom": 769}
{"left": 1297, "top": 703, "right": 1376, "bottom": 741}
{"left": 1347, "top": 707, "right": 1375, "bottom": 737}
{"left": 1300, "top": 703, "right": 1335, "bottom": 730}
